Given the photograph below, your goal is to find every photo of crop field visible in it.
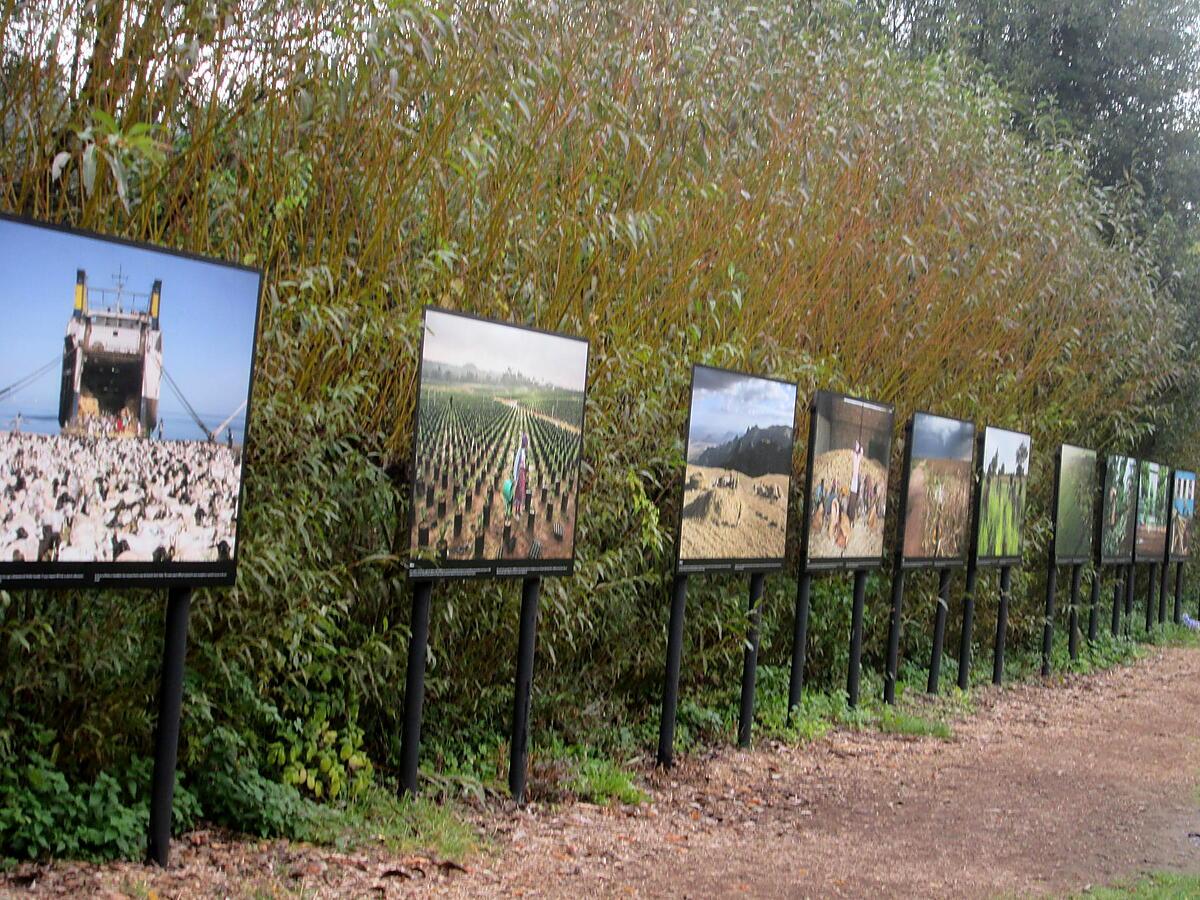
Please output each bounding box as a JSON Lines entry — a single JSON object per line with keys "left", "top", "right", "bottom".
{"left": 678, "top": 366, "right": 797, "bottom": 567}
{"left": 805, "top": 392, "right": 894, "bottom": 568}
{"left": 975, "top": 427, "right": 1032, "bottom": 563}
{"left": 1100, "top": 454, "right": 1138, "bottom": 563}
{"left": 902, "top": 413, "right": 975, "bottom": 564}
{"left": 1135, "top": 460, "right": 1171, "bottom": 561}
{"left": 408, "top": 309, "right": 588, "bottom": 572}
{"left": 1054, "top": 444, "right": 1098, "bottom": 563}
{"left": 1170, "top": 470, "right": 1195, "bottom": 561}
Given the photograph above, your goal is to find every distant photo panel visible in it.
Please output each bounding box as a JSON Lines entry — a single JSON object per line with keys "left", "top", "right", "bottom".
{"left": 1135, "top": 460, "right": 1171, "bottom": 562}
{"left": 1054, "top": 444, "right": 1098, "bottom": 565}
{"left": 1100, "top": 454, "right": 1137, "bottom": 564}
{"left": 804, "top": 391, "right": 895, "bottom": 571}
{"left": 901, "top": 412, "right": 975, "bottom": 568}
{"left": 975, "top": 426, "right": 1032, "bottom": 566}
{"left": 1170, "top": 470, "right": 1195, "bottom": 562}
{"left": 677, "top": 365, "right": 797, "bottom": 573}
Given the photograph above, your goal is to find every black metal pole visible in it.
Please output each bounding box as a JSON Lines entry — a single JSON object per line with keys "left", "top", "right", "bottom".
{"left": 884, "top": 568, "right": 907, "bottom": 704}
{"left": 1145, "top": 563, "right": 1157, "bottom": 634}
{"left": 1158, "top": 561, "right": 1169, "bottom": 625}
{"left": 399, "top": 579, "right": 434, "bottom": 796}
{"left": 846, "top": 570, "right": 868, "bottom": 708}
{"left": 657, "top": 573, "right": 689, "bottom": 768}
{"left": 1175, "top": 562, "right": 1184, "bottom": 624}
{"left": 509, "top": 576, "right": 541, "bottom": 802}
{"left": 1067, "top": 564, "right": 1082, "bottom": 661}
{"left": 737, "top": 573, "right": 766, "bottom": 747}
{"left": 1124, "top": 565, "right": 1135, "bottom": 636}
{"left": 928, "top": 569, "right": 952, "bottom": 693}
{"left": 1087, "top": 567, "right": 1100, "bottom": 642}
{"left": 786, "top": 572, "right": 812, "bottom": 721}
{"left": 993, "top": 566, "right": 1011, "bottom": 685}
{"left": 147, "top": 587, "right": 193, "bottom": 868}
{"left": 1041, "top": 564, "right": 1058, "bottom": 677}
{"left": 957, "top": 559, "right": 979, "bottom": 690}
{"left": 1111, "top": 569, "right": 1122, "bottom": 636}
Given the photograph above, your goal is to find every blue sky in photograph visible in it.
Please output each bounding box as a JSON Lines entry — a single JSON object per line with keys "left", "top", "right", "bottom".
{"left": 912, "top": 412, "right": 974, "bottom": 461}
{"left": 0, "top": 220, "right": 259, "bottom": 437}
{"left": 687, "top": 365, "right": 797, "bottom": 446}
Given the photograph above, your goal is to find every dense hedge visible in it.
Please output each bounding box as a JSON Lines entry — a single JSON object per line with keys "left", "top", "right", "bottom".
{"left": 0, "top": 0, "right": 1193, "bottom": 856}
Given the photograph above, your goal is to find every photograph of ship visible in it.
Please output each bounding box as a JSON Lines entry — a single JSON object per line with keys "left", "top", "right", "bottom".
{"left": 678, "top": 365, "right": 797, "bottom": 569}
{"left": 975, "top": 427, "right": 1032, "bottom": 564}
{"left": 1100, "top": 454, "right": 1138, "bottom": 564}
{"left": 1054, "top": 444, "right": 1098, "bottom": 564}
{"left": 407, "top": 309, "right": 589, "bottom": 576}
{"left": 1170, "top": 470, "right": 1195, "bottom": 561}
{"left": 901, "top": 412, "right": 975, "bottom": 566}
{"left": 804, "top": 391, "right": 894, "bottom": 570}
{"left": 0, "top": 218, "right": 260, "bottom": 574}
{"left": 1135, "top": 460, "right": 1171, "bottom": 561}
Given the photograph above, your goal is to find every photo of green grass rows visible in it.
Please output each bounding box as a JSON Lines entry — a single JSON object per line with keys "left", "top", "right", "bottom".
{"left": 976, "top": 428, "right": 1032, "bottom": 562}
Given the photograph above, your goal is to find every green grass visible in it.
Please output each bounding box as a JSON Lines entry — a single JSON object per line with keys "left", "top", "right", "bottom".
{"left": 300, "top": 786, "right": 480, "bottom": 861}
{"left": 1081, "top": 873, "right": 1200, "bottom": 898}
{"left": 567, "top": 755, "right": 647, "bottom": 805}
{"left": 876, "top": 706, "right": 952, "bottom": 739}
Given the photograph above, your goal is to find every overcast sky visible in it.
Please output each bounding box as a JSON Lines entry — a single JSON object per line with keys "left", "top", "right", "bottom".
{"left": 981, "top": 426, "right": 1030, "bottom": 472}
{"left": 687, "top": 365, "right": 797, "bottom": 446}
{"left": 911, "top": 412, "right": 974, "bottom": 461}
{"left": 422, "top": 309, "right": 588, "bottom": 392}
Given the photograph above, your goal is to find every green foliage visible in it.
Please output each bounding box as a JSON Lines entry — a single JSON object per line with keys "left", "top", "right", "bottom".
{"left": 0, "top": 752, "right": 198, "bottom": 862}
{"left": 301, "top": 787, "right": 480, "bottom": 860}
{"left": 1081, "top": 871, "right": 1200, "bottom": 899}
{"left": 0, "top": 0, "right": 1197, "bottom": 863}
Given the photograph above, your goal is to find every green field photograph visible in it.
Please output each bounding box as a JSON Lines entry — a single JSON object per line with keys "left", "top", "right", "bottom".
{"left": 975, "top": 427, "right": 1032, "bottom": 563}
{"left": 1054, "top": 444, "right": 1098, "bottom": 563}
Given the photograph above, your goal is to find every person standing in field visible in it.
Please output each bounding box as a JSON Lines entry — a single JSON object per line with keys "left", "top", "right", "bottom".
{"left": 512, "top": 432, "right": 529, "bottom": 515}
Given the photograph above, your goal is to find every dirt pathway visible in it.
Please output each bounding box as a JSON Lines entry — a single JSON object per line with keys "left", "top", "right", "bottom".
{"left": 6, "top": 647, "right": 1200, "bottom": 898}
{"left": 450, "top": 645, "right": 1200, "bottom": 898}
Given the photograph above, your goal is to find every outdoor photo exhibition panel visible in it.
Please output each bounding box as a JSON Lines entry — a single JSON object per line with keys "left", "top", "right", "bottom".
{"left": 400, "top": 307, "right": 591, "bottom": 803}
{"left": 675, "top": 364, "right": 798, "bottom": 575}
{"left": 959, "top": 425, "right": 1032, "bottom": 691}
{"left": 0, "top": 215, "right": 263, "bottom": 589}
{"left": 802, "top": 391, "right": 895, "bottom": 573}
{"left": 0, "top": 214, "right": 264, "bottom": 869}
{"left": 1100, "top": 454, "right": 1139, "bottom": 566}
{"left": 899, "top": 411, "right": 976, "bottom": 570}
{"left": 1135, "top": 460, "right": 1171, "bottom": 564}
{"left": 790, "top": 389, "right": 894, "bottom": 713}
{"left": 972, "top": 427, "right": 1032, "bottom": 568}
{"left": 1052, "top": 444, "right": 1098, "bottom": 566}
{"left": 1169, "top": 470, "right": 1195, "bottom": 563}
{"left": 405, "top": 307, "right": 590, "bottom": 580}
{"left": 659, "top": 364, "right": 798, "bottom": 766}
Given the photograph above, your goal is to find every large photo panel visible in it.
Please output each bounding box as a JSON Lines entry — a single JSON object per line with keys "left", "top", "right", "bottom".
{"left": 1053, "top": 444, "right": 1097, "bottom": 564}
{"left": 974, "top": 426, "right": 1032, "bottom": 566}
{"left": 677, "top": 365, "right": 797, "bottom": 573}
{"left": 1170, "top": 469, "right": 1195, "bottom": 562}
{"left": 900, "top": 412, "right": 975, "bottom": 568}
{"left": 0, "top": 216, "right": 262, "bottom": 589}
{"left": 804, "top": 391, "right": 895, "bottom": 572}
{"left": 1100, "top": 454, "right": 1138, "bottom": 564}
{"left": 1135, "top": 460, "right": 1171, "bottom": 562}
{"left": 406, "top": 308, "right": 589, "bottom": 579}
